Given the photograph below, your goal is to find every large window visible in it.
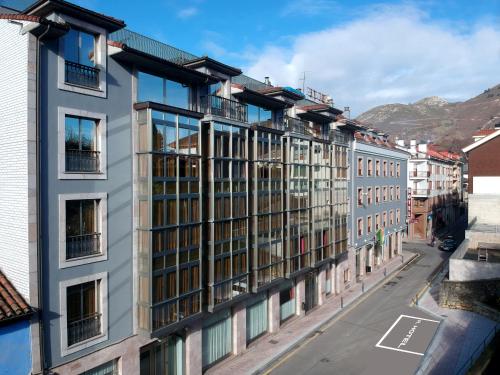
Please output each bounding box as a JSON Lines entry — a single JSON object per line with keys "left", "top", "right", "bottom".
{"left": 138, "top": 71, "right": 190, "bottom": 109}
{"left": 66, "top": 199, "right": 100, "bottom": 260}
{"left": 67, "top": 280, "right": 101, "bottom": 347}
{"left": 247, "top": 104, "right": 272, "bottom": 127}
{"left": 63, "top": 28, "right": 99, "bottom": 88}
{"left": 65, "top": 115, "right": 99, "bottom": 173}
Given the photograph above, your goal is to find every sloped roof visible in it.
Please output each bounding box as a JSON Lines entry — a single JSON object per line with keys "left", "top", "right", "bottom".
{"left": 472, "top": 129, "right": 496, "bottom": 137}
{"left": 463, "top": 129, "right": 500, "bottom": 153}
{"left": 0, "top": 271, "right": 32, "bottom": 323}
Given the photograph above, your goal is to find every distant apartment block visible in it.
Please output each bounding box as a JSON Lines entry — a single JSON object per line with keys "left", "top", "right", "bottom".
{"left": 396, "top": 140, "right": 463, "bottom": 240}
{"left": 0, "top": 1, "right": 409, "bottom": 374}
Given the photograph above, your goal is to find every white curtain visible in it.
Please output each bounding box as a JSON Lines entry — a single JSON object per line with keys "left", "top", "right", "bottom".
{"left": 202, "top": 315, "right": 232, "bottom": 368}
{"left": 246, "top": 299, "right": 268, "bottom": 342}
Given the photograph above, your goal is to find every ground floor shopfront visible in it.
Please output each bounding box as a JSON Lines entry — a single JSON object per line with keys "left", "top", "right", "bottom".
{"left": 354, "top": 229, "right": 404, "bottom": 281}
{"left": 47, "top": 255, "right": 361, "bottom": 375}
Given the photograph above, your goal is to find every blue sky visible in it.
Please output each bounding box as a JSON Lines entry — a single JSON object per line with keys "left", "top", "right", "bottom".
{"left": 4, "top": 0, "right": 500, "bottom": 114}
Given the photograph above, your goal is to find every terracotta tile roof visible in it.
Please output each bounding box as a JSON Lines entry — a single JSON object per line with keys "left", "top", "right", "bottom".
{"left": 0, "top": 271, "right": 32, "bottom": 323}
{"left": 0, "top": 14, "right": 41, "bottom": 21}
{"left": 473, "top": 129, "right": 496, "bottom": 137}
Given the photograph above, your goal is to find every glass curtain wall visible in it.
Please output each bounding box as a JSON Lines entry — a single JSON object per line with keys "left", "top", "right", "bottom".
{"left": 207, "top": 122, "right": 249, "bottom": 308}
{"left": 311, "top": 140, "right": 333, "bottom": 264}
{"left": 333, "top": 142, "right": 349, "bottom": 256}
{"left": 286, "top": 137, "right": 311, "bottom": 275}
{"left": 252, "top": 130, "right": 285, "bottom": 289}
{"left": 136, "top": 108, "right": 202, "bottom": 333}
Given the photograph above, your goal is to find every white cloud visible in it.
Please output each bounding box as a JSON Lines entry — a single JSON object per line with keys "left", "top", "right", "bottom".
{"left": 245, "top": 5, "right": 500, "bottom": 116}
{"left": 177, "top": 6, "right": 198, "bottom": 19}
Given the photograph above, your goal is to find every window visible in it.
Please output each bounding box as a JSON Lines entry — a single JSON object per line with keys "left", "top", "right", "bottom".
{"left": 375, "top": 160, "right": 380, "bottom": 176}
{"left": 138, "top": 71, "right": 190, "bottom": 110}
{"left": 383, "top": 186, "right": 388, "bottom": 202}
{"left": 65, "top": 116, "right": 99, "bottom": 173}
{"left": 383, "top": 161, "right": 387, "bottom": 177}
{"left": 357, "top": 157, "right": 363, "bottom": 176}
{"left": 61, "top": 273, "right": 107, "bottom": 356}
{"left": 375, "top": 214, "right": 380, "bottom": 230}
{"left": 390, "top": 210, "right": 394, "bottom": 225}
{"left": 63, "top": 28, "right": 98, "bottom": 88}
{"left": 396, "top": 186, "right": 401, "bottom": 200}
{"left": 58, "top": 107, "right": 107, "bottom": 179}
{"left": 367, "top": 159, "right": 373, "bottom": 176}
{"left": 59, "top": 193, "right": 107, "bottom": 268}
{"left": 375, "top": 187, "right": 380, "bottom": 204}
{"left": 383, "top": 212, "right": 387, "bottom": 227}
{"left": 248, "top": 104, "right": 272, "bottom": 127}
{"left": 66, "top": 199, "right": 100, "bottom": 260}
{"left": 367, "top": 187, "right": 373, "bottom": 205}
{"left": 390, "top": 186, "right": 394, "bottom": 201}
{"left": 80, "top": 359, "right": 118, "bottom": 375}
{"left": 396, "top": 209, "right": 401, "bottom": 224}
{"left": 357, "top": 218, "right": 363, "bottom": 237}
{"left": 390, "top": 162, "right": 394, "bottom": 176}
{"left": 357, "top": 188, "right": 363, "bottom": 207}
{"left": 396, "top": 163, "right": 401, "bottom": 177}
{"left": 343, "top": 268, "right": 351, "bottom": 283}
{"left": 58, "top": 17, "right": 107, "bottom": 97}
{"left": 367, "top": 215, "right": 372, "bottom": 233}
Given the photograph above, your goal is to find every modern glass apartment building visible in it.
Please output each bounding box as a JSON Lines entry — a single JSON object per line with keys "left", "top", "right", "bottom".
{"left": 0, "top": 1, "right": 408, "bottom": 374}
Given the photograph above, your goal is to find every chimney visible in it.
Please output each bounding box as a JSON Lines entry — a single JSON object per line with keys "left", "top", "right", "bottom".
{"left": 264, "top": 77, "right": 272, "bottom": 86}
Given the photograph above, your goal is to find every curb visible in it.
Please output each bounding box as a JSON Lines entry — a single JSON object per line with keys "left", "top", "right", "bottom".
{"left": 254, "top": 252, "right": 419, "bottom": 375}
{"left": 411, "top": 259, "right": 448, "bottom": 307}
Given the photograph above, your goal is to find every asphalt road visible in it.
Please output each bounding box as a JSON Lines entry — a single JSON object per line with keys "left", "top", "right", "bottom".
{"left": 268, "top": 238, "right": 463, "bottom": 375}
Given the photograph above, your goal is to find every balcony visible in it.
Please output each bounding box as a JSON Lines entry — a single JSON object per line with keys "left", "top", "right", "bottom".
{"left": 67, "top": 312, "right": 102, "bottom": 346}
{"left": 284, "top": 116, "right": 308, "bottom": 135}
{"left": 410, "top": 170, "right": 430, "bottom": 179}
{"left": 200, "top": 95, "right": 248, "bottom": 123}
{"left": 65, "top": 61, "right": 100, "bottom": 89}
{"left": 413, "top": 189, "right": 430, "bottom": 196}
{"left": 66, "top": 233, "right": 101, "bottom": 260}
{"left": 66, "top": 150, "right": 100, "bottom": 173}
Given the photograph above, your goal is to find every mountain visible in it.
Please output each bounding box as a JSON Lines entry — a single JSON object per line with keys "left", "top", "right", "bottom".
{"left": 356, "top": 84, "right": 500, "bottom": 152}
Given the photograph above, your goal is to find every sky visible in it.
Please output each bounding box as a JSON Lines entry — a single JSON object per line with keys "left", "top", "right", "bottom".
{"left": 4, "top": 0, "right": 500, "bottom": 115}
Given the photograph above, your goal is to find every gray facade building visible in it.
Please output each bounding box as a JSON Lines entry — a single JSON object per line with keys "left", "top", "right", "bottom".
{"left": 0, "top": 1, "right": 409, "bottom": 374}
{"left": 351, "top": 128, "right": 409, "bottom": 279}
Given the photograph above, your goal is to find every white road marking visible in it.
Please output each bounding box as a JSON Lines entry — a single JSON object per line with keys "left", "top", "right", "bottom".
{"left": 375, "top": 314, "right": 440, "bottom": 356}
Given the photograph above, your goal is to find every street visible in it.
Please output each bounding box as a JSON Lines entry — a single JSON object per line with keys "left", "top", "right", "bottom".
{"left": 267, "top": 217, "right": 467, "bottom": 375}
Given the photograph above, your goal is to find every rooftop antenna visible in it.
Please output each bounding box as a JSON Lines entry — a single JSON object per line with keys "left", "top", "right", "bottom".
{"left": 299, "top": 71, "right": 309, "bottom": 93}
{"left": 344, "top": 106, "right": 351, "bottom": 119}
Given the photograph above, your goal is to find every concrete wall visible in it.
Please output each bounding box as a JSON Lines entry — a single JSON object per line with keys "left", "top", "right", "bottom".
{"left": 449, "top": 258, "right": 500, "bottom": 282}
{"left": 468, "top": 195, "right": 500, "bottom": 225}
{"left": 40, "top": 34, "right": 135, "bottom": 367}
{"left": 474, "top": 177, "right": 500, "bottom": 195}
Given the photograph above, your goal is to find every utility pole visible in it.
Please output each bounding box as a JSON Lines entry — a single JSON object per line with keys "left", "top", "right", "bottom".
{"left": 299, "top": 71, "right": 306, "bottom": 92}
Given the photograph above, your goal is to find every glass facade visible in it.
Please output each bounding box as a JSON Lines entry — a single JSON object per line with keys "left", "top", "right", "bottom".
{"left": 251, "top": 130, "right": 285, "bottom": 288}
{"left": 138, "top": 71, "right": 191, "bottom": 110}
{"left": 332, "top": 138, "right": 349, "bottom": 257}
{"left": 207, "top": 122, "right": 249, "bottom": 308}
{"left": 137, "top": 108, "right": 202, "bottom": 332}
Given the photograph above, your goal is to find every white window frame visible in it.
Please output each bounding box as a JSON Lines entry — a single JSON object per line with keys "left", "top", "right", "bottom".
{"left": 57, "top": 14, "right": 107, "bottom": 97}
{"left": 58, "top": 106, "right": 107, "bottom": 180}
{"left": 59, "top": 193, "right": 108, "bottom": 268}
{"left": 60, "top": 272, "right": 108, "bottom": 356}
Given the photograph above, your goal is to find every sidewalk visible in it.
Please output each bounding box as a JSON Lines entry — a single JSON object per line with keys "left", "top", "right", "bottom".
{"left": 415, "top": 264, "right": 498, "bottom": 375}
{"left": 207, "top": 251, "right": 417, "bottom": 375}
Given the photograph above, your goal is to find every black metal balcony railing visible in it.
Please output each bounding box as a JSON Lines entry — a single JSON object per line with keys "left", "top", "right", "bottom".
{"left": 67, "top": 312, "right": 101, "bottom": 346}
{"left": 66, "top": 150, "right": 100, "bottom": 173}
{"left": 65, "top": 60, "right": 100, "bottom": 89}
{"left": 66, "top": 233, "right": 101, "bottom": 260}
{"left": 200, "top": 95, "right": 248, "bottom": 123}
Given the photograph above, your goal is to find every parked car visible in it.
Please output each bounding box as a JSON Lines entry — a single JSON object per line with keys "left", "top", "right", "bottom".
{"left": 439, "top": 239, "right": 457, "bottom": 252}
